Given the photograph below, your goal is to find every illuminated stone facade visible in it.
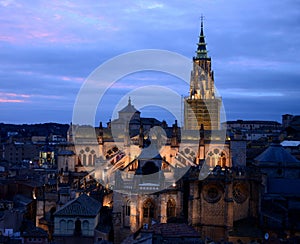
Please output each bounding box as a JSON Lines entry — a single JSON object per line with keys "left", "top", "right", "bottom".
{"left": 54, "top": 20, "right": 260, "bottom": 243}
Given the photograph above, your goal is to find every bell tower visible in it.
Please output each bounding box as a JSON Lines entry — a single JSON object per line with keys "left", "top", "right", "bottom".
{"left": 184, "top": 18, "right": 221, "bottom": 130}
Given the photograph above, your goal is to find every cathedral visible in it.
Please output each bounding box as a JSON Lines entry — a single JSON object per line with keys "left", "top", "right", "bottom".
{"left": 55, "top": 20, "right": 260, "bottom": 243}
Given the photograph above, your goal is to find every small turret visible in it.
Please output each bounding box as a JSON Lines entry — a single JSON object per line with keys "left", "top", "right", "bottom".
{"left": 171, "top": 120, "right": 179, "bottom": 147}
{"left": 97, "top": 121, "right": 104, "bottom": 145}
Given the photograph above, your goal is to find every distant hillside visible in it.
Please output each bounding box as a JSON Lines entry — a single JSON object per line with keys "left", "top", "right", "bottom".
{"left": 0, "top": 122, "right": 69, "bottom": 140}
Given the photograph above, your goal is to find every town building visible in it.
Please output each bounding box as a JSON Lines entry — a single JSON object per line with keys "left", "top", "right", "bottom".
{"left": 282, "top": 114, "right": 300, "bottom": 140}
{"left": 223, "top": 120, "right": 282, "bottom": 141}
{"left": 255, "top": 143, "right": 300, "bottom": 239}
{"left": 53, "top": 193, "right": 102, "bottom": 244}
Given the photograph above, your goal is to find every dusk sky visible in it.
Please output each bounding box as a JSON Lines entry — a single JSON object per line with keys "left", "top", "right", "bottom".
{"left": 1, "top": 0, "right": 300, "bottom": 125}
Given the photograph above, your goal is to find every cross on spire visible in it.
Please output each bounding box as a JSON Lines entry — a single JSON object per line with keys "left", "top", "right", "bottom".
{"left": 200, "top": 14, "right": 204, "bottom": 25}
{"left": 195, "top": 15, "right": 209, "bottom": 60}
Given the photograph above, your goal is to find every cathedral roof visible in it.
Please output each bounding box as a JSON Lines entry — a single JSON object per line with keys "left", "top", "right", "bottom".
{"left": 138, "top": 144, "right": 163, "bottom": 160}
{"left": 122, "top": 144, "right": 173, "bottom": 174}
{"left": 255, "top": 143, "right": 299, "bottom": 165}
{"left": 54, "top": 193, "right": 101, "bottom": 217}
{"left": 119, "top": 97, "right": 140, "bottom": 114}
{"left": 140, "top": 117, "right": 162, "bottom": 126}
{"left": 151, "top": 223, "right": 201, "bottom": 238}
{"left": 122, "top": 223, "right": 200, "bottom": 244}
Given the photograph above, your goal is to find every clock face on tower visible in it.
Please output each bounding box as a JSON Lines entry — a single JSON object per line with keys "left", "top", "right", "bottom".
{"left": 232, "top": 182, "right": 249, "bottom": 204}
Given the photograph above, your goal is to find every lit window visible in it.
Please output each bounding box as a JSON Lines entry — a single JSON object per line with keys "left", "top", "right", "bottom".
{"left": 167, "top": 199, "right": 176, "bottom": 218}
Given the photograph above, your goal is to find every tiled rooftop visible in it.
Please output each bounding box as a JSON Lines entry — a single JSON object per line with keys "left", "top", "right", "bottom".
{"left": 151, "top": 223, "right": 201, "bottom": 238}
{"left": 54, "top": 193, "right": 101, "bottom": 217}
{"left": 255, "top": 143, "right": 299, "bottom": 164}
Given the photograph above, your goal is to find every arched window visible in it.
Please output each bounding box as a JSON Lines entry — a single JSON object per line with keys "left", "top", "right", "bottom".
{"left": 93, "top": 154, "right": 97, "bottom": 166}
{"left": 143, "top": 199, "right": 154, "bottom": 218}
{"left": 125, "top": 200, "right": 131, "bottom": 216}
{"left": 83, "top": 220, "right": 89, "bottom": 229}
{"left": 91, "top": 150, "right": 96, "bottom": 166}
{"left": 74, "top": 219, "right": 81, "bottom": 236}
{"left": 167, "top": 198, "right": 176, "bottom": 218}
{"left": 124, "top": 199, "right": 131, "bottom": 227}
{"left": 88, "top": 154, "right": 92, "bottom": 166}
{"left": 67, "top": 220, "right": 73, "bottom": 233}
{"left": 206, "top": 149, "right": 227, "bottom": 168}
{"left": 222, "top": 157, "right": 226, "bottom": 167}
{"left": 78, "top": 155, "right": 82, "bottom": 166}
{"left": 206, "top": 157, "right": 210, "bottom": 166}
{"left": 82, "top": 220, "right": 89, "bottom": 235}
{"left": 83, "top": 154, "right": 86, "bottom": 166}
{"left": 60, "top": 220, "right": 66, "bottom": 233}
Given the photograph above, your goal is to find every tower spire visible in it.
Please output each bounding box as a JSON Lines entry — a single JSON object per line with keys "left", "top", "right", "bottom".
{"left": 185, "top": 16, "right": 221, "bottom": 130}
{"left": 195, "top": 16, "right": 208, "bottom": 60}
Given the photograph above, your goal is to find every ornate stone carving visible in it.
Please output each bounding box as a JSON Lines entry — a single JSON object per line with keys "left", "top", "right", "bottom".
{"left": 202, "top": 183, "right": 223, "bottom": 203}
{"left": 232, "top": 182, "right": 249, "bottom": 204}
